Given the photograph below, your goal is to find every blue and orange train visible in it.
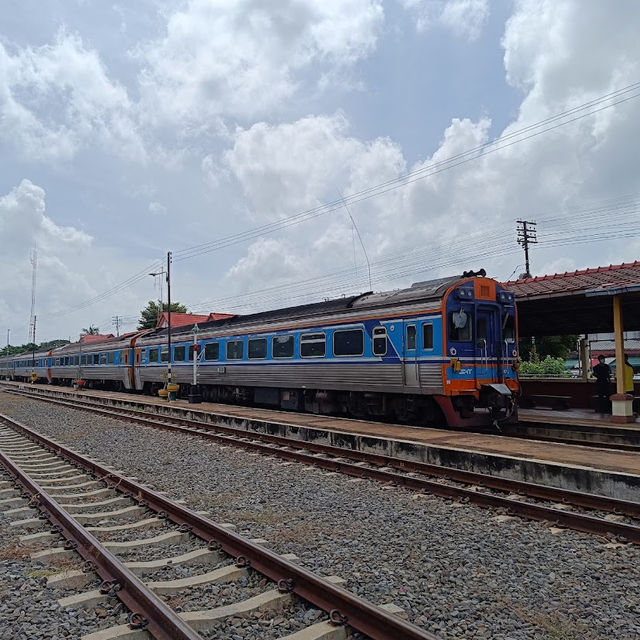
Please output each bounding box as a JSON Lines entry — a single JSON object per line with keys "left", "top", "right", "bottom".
{"left": 0, "top": 271, "right": 519, "bottom": 428}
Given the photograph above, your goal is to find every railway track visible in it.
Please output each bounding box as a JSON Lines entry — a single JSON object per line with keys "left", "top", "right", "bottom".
{"left": 3, "top": 385, "right": 640, "bottom": 546}
{"left": 0, "top": 413, "right": 438, "bottom": 640}
{"left": 3, "top": 379, "right": 640, "bottom": 452}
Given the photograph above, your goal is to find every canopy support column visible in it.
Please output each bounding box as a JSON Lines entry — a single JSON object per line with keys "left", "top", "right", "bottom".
{"left": 610, "top": 294, "right": 634, "bottom": 422}
{"left": 579, "top": 337, "right": 589, "bottom": 382}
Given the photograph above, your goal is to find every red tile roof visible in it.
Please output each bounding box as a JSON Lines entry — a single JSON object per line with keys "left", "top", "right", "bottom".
{"left": 503, "top": 261, "right": 640, "bottom": 299}
{"left": 156, "top": 312, "right": 234, "bottom": 328}
{"left": 79, "top": 333, "right": 114, "bottom": 344}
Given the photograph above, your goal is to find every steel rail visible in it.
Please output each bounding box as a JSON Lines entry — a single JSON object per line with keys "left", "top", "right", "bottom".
{"left": 7, "top": 386, "right": 640, "bottom": 520}
{"left": 0, "top": 445, "right": 202, "bottom": 640}
{"left": 0, "top": 412, "right": 440, "bottom": 640}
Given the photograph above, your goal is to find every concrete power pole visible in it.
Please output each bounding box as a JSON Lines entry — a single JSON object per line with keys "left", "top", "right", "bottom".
{"left": 516, "top": 220, "right": 537, "bottom": 279}
{"left": 28, "top": 247, "right": 38, "bottom": 346}
{"left": 112, "top": 315, "right": 122, "bottom": 337}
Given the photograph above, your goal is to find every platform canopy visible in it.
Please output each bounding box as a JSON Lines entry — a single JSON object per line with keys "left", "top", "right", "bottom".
{"left": 503, "top": 261, "right": 640, "bottom": 337}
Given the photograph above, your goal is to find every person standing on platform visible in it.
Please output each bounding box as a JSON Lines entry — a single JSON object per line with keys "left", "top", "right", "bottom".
{"left": 624, "top": 354, "right": 635, "bottom": 396}
{"left": 593, "top": 355, "right": 611, "bottom": 414}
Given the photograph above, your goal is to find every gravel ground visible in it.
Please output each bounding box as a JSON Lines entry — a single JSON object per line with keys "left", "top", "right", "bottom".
{"left": 1, "top": 392, "right": 640, "bottom": 639}
{"left": 0, "top": 473, "right": 128, "bottom": 639}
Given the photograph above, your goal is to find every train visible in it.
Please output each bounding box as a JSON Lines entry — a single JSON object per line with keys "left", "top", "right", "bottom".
{"left": 0, "top": 270, "right": 520, "bottom": 428}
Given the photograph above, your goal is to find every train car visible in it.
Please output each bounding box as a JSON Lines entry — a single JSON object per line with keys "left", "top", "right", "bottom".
{"left": 46, "top": 334, "right": 143, "bottom": 390}
{"left": 5, "top": 350, "right": 51, "bottom": 382}
{"left": 133, "top": 270, "right": 519, "bottom": 428}
{"left": 0, "top": 353, "right": 13, "bottom": 379}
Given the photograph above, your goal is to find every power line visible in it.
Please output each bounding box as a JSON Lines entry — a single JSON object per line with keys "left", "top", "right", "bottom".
{"left": 187, "top": 198, "right": 640, "bottom": 314}
{"left": 173, "top": 81, "right": 640, "bottom": 263}
{"left": 21, "top": 81, "right": 640, "bottom": 324}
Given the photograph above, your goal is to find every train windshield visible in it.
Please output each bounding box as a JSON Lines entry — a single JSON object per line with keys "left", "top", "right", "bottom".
{"left": 449, "top": 308, "right": 472, "bottom": 341}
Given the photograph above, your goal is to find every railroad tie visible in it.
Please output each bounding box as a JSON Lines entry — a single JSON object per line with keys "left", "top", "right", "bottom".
{"left": 123, "top": 546, "right": 224, "bottom": 577}
{"left": 48, "top": 487, "right": 112, "bottom": 501}
{"left": 102, "top": 530, "right": 190, "bottom": 552}
{"left": 181, "top": 576, "right": 345, "bottom": 632}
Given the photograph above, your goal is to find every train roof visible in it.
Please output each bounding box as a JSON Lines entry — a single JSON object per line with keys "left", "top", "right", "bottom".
{"left": 50, "top": 332, "right": 146, "bottom": 354}
{"left": 157, "top": 272, "right": 474, "bottom": 340}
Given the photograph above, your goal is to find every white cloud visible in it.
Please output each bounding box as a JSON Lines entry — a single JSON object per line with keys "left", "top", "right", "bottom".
{"left": 224, "top": 237, "right": 304, "bottom": 290}
{"left": 401, "top": 0, "right": 489, "bottom": 40}
{"left": 0, "top": 180, "right": 96, "bottom": 342}
{"left": 214, "top": 0, "right": 640, "bottom": 307}
{"left": 223, "top": 113, "right": 405, "bottom": 219}
{"left": 137, "top": 0, "right": 384, "bottom": 124}
{"left": 0, "top": 29, "right": 144, "bottom": 162}
{"left": 148, "top": 201, "right": 167, "bottom": 215}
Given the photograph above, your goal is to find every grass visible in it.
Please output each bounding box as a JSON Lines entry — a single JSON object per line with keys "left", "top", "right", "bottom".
{"left": 26, "top": 568, "right": 60, "bottom": 579}
{"left": 496, "top": 595, "right": 586, "bottom": 640}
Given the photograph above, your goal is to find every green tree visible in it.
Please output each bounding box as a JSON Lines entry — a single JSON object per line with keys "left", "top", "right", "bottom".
{"left": 519, "top": 335, "right": 578, "bottom": 361}
{"left": 81, "top": 325, "right": 100, "bottom": 335}
{"left": 138, "top": 301, "right": 188, "bottom": 330}
{"left": 2, "top": 339, "right": 70, "bottom": 357}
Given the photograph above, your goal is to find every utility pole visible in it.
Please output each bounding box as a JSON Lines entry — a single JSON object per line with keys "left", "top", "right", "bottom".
{"left": 516, "top": 220, "right": 537, "bottom": 279}
{"left": 5, "top": 329, "right": 9, "bottom": 356}
{"left": 28, "top": 247, "right": 38, "bottom": 351}
{"left": 166, "top": 251, "right": 172, "bottom": 386}
{"left": 112, "top": 315, "right": 122, "bottom": 337}
{"left": 31, "top": 315, "right": 37, "bottom": 370}
{"left": 149, "top": 269, "right": 166, "bottom": 319}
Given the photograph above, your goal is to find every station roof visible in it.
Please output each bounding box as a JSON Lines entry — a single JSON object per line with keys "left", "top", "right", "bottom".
{"left": 504, "top": 261, "right": 640, "bottom": 336}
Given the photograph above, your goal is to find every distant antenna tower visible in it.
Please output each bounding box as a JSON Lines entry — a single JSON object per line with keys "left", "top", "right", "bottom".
{"left": 28, "top": 247, "right": 38, "bottom": 345}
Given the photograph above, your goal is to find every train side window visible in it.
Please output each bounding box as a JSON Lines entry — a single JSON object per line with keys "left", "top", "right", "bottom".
{"left": 100, "top": 353, "right": 107, "bottom": 365}
{"left": 301, "top": 333, "right": 326, "bottom": 358}
{"left": 449, "top": 309, "right": 472, "bottom": 342}
{"left": 93, "top": 354, "right": 100, "bottom": 365}
{"left": 272, "top": 335, "right": 294, "bottom": 358}
{"left": 422, "top": 324, "right": 434, "bottom": 350}
{"left": 226, "top": 340, "right": 244, "bottom": 360}
{"left": 333, "top": 329, "right": 364, "bottom": 357}
{"left": 372, "top": 327, "right": 387, "bottom": 357}
{"left": 174, "top": 345, "right": 186, "bottom": 362}
{"left": 406, "top": 325, "right": 416, "bottom": 350}
{"left": 160, "top": 348, "right": 169, "bottom": 363}
{"left": 503, "top": 312, "right": 515, "bottom": 343}
{"left": 204, "top": 342, "right": 219, "bottom": 361}
{"left": 107, "top": 351, "right": 115, "bottom": 364}
{"left": 149, "top": 348, "right": 158, "bottom": 363}
{"left": 248, "top": 338, "right": 267, "bottom": 359}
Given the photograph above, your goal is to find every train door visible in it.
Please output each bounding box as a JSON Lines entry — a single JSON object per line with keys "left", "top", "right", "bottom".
{"left": 133, "top": 347, "right": 142, "bottom": 390}
{"left": 474, "top": 305, "right": 502, "bottom": 387}
{"left": 403, "top": 321, "right": 420, "bottom": 388}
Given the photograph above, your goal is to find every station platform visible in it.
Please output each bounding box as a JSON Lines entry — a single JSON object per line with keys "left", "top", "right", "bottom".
{"left": 519, "top": 406, "right": 640, "bottom": 430}
{"left": 1, "top": 381, "right": 639, "bottom": 501}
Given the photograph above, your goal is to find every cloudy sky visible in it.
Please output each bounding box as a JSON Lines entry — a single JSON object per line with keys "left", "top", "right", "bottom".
{"left": 2, "top": 0, "right": 640, "bottom": 344}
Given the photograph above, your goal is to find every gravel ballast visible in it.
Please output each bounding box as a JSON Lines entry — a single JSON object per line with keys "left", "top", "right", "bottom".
{"left": 1, "top": 391, "right": 639, "bottom": 639}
